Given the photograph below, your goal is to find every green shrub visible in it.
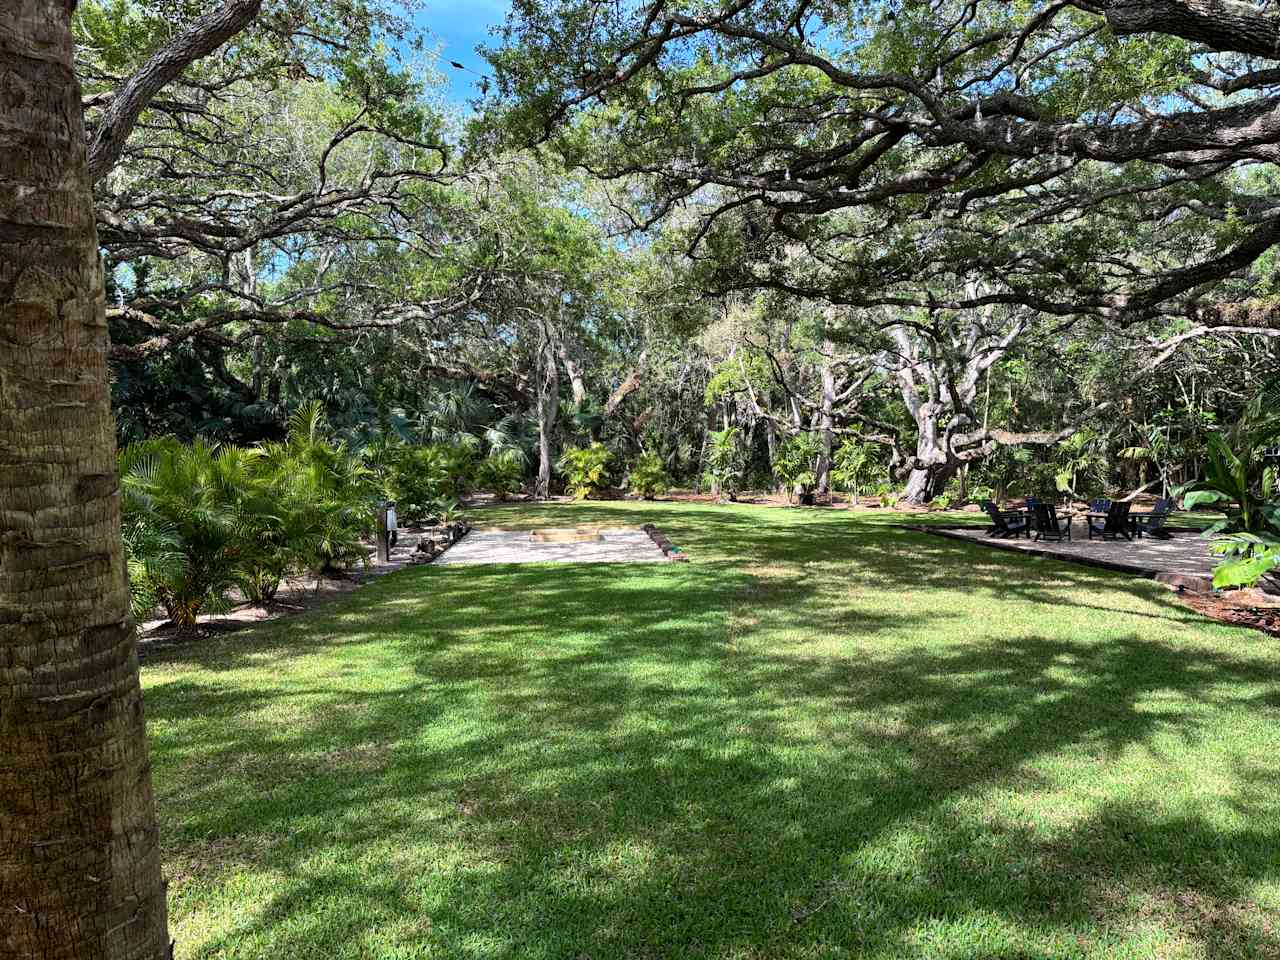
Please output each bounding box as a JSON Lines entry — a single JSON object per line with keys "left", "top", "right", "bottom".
{"left": 968, "top": 484, "right": 996, "bottom": 504}
{"left": 120, "top": 438, "right": 256, "bottom": 630}
{"left": 390, "top": 442, "right": 476, "bottom": 521}
{"left": 428, "top": 498, "right": 469, "bottom": 525}
{"left": 773, "top": 433, "right": 824, "bottom": 503}
{"left": 120, "top": 402, "right": 377, "bottom": 629}
{"left": 477, "top": 448, "right": 525, "bottom": 500}
{"left": 832, "top": 441, "right": 878, "bottom": 503}
{"left": 705, "top": 427, "right": 747, "bottom": 501}
{"left": 559, "top": 443, "right": 614, "bottom": 500}
{"left": 626, "top": 452, "right": 670, "bottom": 500}
{"left": 250, "top": 402, "right": 376, "bottom": 593}
{"left": 874, "top": 483, "right": 899, "bottom": 508}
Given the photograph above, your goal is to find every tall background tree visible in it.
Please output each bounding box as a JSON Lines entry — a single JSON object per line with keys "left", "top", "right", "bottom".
{"left": 484, "top": 0, "right": 1280, "bottom": 499}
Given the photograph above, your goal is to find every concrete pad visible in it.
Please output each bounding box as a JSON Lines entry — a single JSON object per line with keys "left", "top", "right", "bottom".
{"left": 434, "top": 527, "right": 668, "bottom": 565}
{"left": 930, "top": 525, "right": 1219, "bottom": 591}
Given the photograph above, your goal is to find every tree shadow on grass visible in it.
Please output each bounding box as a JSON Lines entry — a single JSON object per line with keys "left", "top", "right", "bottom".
{"left": 142, "top": 504, "right": 1227, "bottom": 680}
{"left": 142, "top": 527, "right": 1280, "bottom": 958}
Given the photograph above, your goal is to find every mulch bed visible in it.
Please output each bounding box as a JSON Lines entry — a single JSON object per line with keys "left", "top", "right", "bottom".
{"left": 1178, "top": 590, "right": 1280, "bottom": 638}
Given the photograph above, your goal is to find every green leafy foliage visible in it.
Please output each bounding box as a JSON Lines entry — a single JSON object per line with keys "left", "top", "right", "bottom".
{"left": 121, "top": 438, "right": 260, "bottom": 630}
{"left": 1210, "top": 533, "right": 1280, "bottom": 590}
{"left": 243, "top": 402, "right": 376, "bottom": 600}
{"left": 428, "top": 498, "right": 470, "bottom": 526}
{"left": 477, "top": 449, "right": 527, "bottom": 501}
{"left": 1177, "top": 437, "right": 1278, "bottom": 537}
{"left": 120, "top": 403, "right": 376, "bottom": 629}
{"left": 559, "top": 442, "right": 614, "bottom": 500}
{"left": 703, "top": 427, "right": 747, "bottom": 501}
{"left": 832, "top": 441, "right": 879, "bottom": 503}
{"left": 772, "top": 433, "right": 824, "bottom": 503}
{"left": 626, "top": 452, "right": 670, "bottom": 500}
{"left": 389, "top": 444, "right": 477, "bottom": 521}
{"left": 1053, "top": 431, "right": 1104, "bottom": 497}
{"left": 1176, "top": 384, "right": 1280, "bottom": 588}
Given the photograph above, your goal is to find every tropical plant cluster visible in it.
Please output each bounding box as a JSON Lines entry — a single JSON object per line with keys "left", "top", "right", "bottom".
{"left": 1176, "top": 383, "right": 1280, "bottom": 589}
{"left": 121, "top": 404, "right": 375, "bottom": 630}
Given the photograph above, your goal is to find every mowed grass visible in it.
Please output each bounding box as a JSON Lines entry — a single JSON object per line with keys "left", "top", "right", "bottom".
{"left": 143, "top": 501, "right": 1280, "bottom": 959}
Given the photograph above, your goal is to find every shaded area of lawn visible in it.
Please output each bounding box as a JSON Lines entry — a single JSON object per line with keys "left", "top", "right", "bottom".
{"left": 143, "top": 501, "right": 1280, "bottom": 959}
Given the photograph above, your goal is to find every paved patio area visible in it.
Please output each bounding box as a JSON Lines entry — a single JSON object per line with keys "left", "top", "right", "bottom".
{"left": 931, "top": 525, "right": 1218, "bottom": 590}
{"left": 434, "top": 527, "right": 669, "bottom": 565}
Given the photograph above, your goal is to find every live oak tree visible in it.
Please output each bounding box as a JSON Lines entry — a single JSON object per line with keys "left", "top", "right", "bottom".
{"left": 77, "top": 0, "right": 475, "bottom": 364}
{"left": 487, "top": 0, "right": 1280, "bottom": 498}
{"left": 491, "top": 0, "right": 1280, "bottom": 323}
{"left": 429, "top": 161, "right": 649, "bottom": 497}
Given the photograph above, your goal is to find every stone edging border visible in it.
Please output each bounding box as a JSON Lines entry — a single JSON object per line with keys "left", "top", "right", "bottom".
{"left": 642, "top": 523, "right": 689, "bottom": 562}
{"left": 908, "top": 524, "right": 1213, "bottom": 594}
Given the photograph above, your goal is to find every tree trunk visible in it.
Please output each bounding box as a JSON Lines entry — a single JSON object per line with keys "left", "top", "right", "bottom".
{"left": 535, "top": 329, "right": 560, "bottom": 499}
{"left": 900, "top": 411, "right": 957, "bottom": 505}
{"left": 0, "top": 3, "right": 170, "bottom": 958}
{"left": 815, "top": 339, "right": 836, "bottom": 495}
{"left": 561, "top": 353, "right": 587, "bottom": 407}
{"left": 902, "top": 464, "right": 956, "bottom": 504}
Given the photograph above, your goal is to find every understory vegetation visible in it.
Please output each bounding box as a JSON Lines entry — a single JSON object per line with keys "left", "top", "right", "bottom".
{"left": 121, "top": 404, "right": 375, "bottom": 628}
{"left": 87, "top": 0, "right": 1280, "bottom": 591}
{"left": 143, "top": 502, "right": 1280, "bottom": 959}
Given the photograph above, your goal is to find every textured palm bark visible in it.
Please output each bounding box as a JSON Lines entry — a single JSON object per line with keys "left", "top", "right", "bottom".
{"left": 0, "top": 2, "right": 170, "bottom": 958}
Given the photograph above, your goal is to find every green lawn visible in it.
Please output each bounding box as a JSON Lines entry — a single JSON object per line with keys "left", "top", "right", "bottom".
{"left": 143, "top": 501, "right": 1280, "bottom": 959}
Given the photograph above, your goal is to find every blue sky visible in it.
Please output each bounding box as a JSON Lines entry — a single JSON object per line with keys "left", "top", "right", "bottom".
{"left": 413, "top": 0, "right": 511, "bottom": 104}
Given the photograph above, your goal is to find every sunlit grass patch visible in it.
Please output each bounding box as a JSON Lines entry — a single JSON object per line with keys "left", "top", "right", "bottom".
{"left": 144, "top": 501, "right": 1280, "bottom": 959}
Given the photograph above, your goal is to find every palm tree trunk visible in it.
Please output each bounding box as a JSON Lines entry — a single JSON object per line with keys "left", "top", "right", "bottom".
{"left": 0, "top": 4, "right": 170, "bottom": 957}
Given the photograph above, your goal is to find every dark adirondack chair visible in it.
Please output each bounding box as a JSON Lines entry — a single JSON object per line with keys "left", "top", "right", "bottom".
{"left": 1134, "top": 497, "right": 1175, "bottom": 539}
{"left": 1088, "top": 500, "right": 1133, "bottom": 541}
{"left": 1033, "top": 503, "right": 1072, "bottom": 542}
{"left": 982, "top": 500, "right": 1030, "bottom": 538}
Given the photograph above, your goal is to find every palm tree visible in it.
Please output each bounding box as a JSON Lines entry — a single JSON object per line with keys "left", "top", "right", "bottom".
{"left": 120, "top": 439, "right": 257, "bottom": 628}
{"left": 0, "top": 3, "right": 170, "bottom": 954}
